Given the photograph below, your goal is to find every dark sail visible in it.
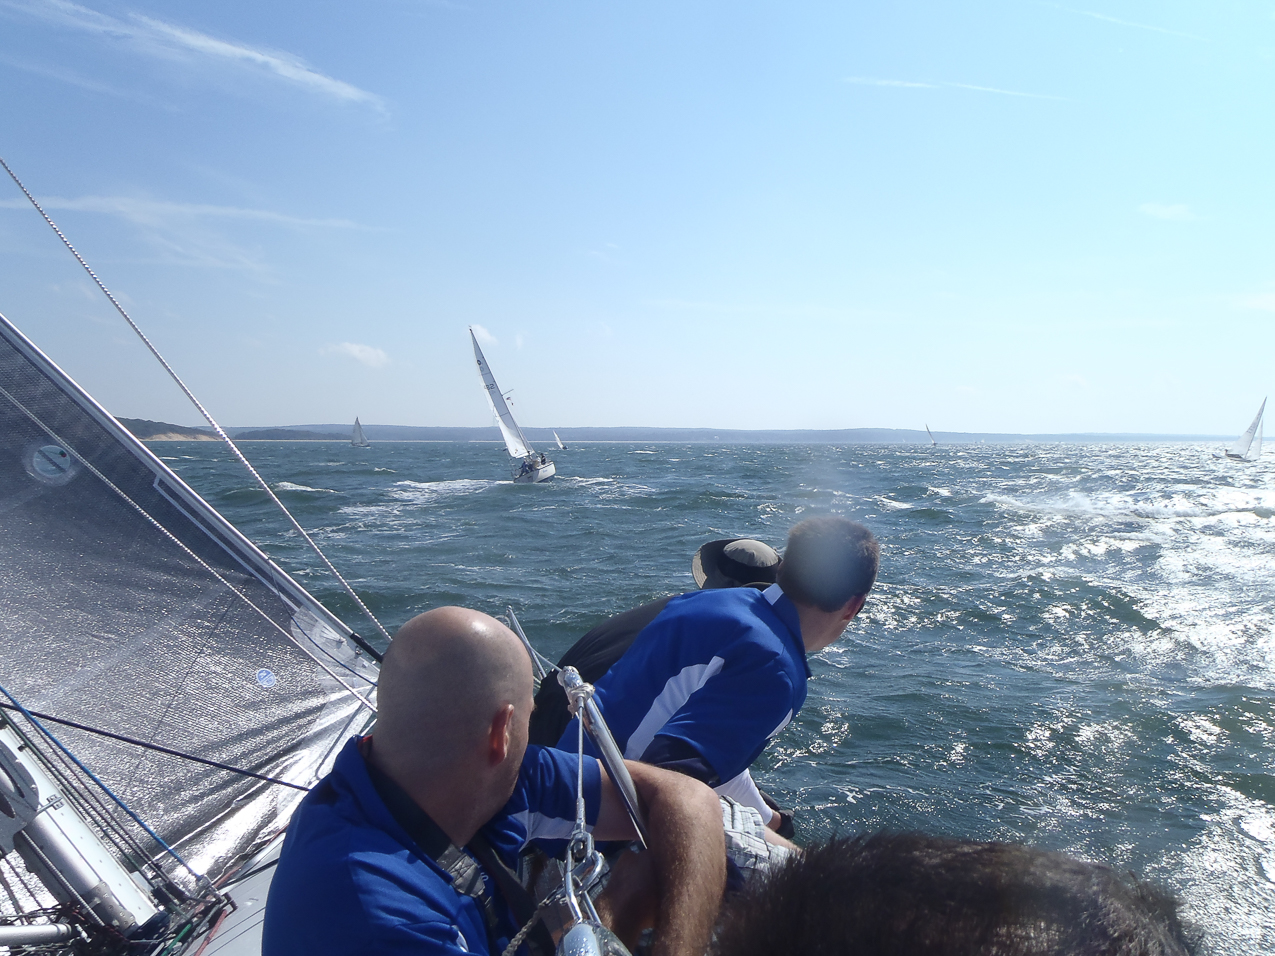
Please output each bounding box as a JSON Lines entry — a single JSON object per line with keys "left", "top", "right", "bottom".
{"left": 0, "top": 312, "right": 378, "bottom": 885}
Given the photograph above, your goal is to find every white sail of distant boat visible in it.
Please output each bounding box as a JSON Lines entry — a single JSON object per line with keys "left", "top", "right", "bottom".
{"left": 1218, "top": 398, "right": 1265, "bottom": 461}
{"left": 351, "top": 417, "right": 371, "bottom": 448}
{"left": 469, "top": 328, "right": 555, "bottom": 483}
{"left": 925, "top": 424, "right": 936, "bottom": 447}
{"left": 554, "top": 430, "right": 565, "bottom": 450}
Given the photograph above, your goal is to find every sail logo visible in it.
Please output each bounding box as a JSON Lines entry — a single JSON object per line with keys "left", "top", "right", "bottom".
{"left": 256, "top": 668, "right": 278, "bottom": 689}
{"left": 23, "top": 442, "right": 80, "bottom": 487}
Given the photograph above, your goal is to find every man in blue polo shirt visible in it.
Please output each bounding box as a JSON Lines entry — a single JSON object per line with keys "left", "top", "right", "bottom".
{"left": 557, "top": 517, "right": 879, "bottom": 831}
{"left": 263, "top": 606, "right": 725, "bottom": 956}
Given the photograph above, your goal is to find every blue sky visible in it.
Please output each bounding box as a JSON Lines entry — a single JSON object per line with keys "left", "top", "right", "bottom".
{"left": 1, "top": 1, "right": 1272, "bottom": 433}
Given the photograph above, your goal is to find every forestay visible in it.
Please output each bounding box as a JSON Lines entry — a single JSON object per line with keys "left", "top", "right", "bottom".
{"left": 471, "top": 329, "right": 533, "bottom": 460}
{"left": 0, "top": 312, "right": 379, "bottom": 887}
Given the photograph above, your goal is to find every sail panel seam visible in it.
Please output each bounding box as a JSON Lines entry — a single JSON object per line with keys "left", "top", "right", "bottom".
{"left": 0, "top": 380, "right": 378, "bottom": 716}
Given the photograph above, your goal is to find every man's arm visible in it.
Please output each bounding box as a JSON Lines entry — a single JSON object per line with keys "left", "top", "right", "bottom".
{"left": 591, "top": 760, "right": 725, "bottom": 956}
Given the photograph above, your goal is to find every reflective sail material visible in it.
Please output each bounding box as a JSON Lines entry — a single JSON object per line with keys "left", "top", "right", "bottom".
{"left": 470, "top": 329, "right": 533, "bottom": 459}
{"left": 0, "top": 312, "right": 379, "bottom": 886}
{"left": 1227, "top": 398, "right": 1266, "bottom": 460}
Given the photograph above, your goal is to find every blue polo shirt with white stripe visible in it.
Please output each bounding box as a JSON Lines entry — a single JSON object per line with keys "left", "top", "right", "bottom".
{"left": 558, "top": 583, "right": 810, "bottom": 786}
{"left": 263, "top": 737, "right": 600, "bottom": 956}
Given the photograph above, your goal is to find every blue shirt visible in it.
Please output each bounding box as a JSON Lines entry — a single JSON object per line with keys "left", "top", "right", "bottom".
{"left": 263, "top": 738, "right": 601, "bottom": 956}
{"left": 558, "top": 584, "right": 809, "bottom": 786}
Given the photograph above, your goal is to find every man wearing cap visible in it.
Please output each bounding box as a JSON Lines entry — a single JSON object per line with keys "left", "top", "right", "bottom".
{"left": 554, "top": 517, "right": 879, "bottom": 832}
{"left": 528, "top": 537, "right": 781, "bottom": 751}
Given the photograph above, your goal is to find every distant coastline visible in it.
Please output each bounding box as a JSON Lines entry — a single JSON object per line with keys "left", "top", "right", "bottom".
{"left": 119, "top": 418, "right": 1228, "bottom": 444}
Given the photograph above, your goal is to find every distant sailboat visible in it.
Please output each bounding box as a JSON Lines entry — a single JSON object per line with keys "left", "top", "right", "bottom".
{"left": 469, "top": 329, "right": 556, "bottom": 483}
{"left": 351, "top": 417, "right": 371, "bottom": 448}
{"left": 554, "top": 430, "right": 566, "bottom": 450}
{"left": 925, "top": 424, "right": 937, "bottom": 447}
{"left": 1216, "top": 399, "right": 1265, "bottom": 461}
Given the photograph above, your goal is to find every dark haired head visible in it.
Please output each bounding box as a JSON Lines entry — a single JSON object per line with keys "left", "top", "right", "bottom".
{"left": 777, "top": 517, "right": 879, "bottom": 612}
{"left": 714, "top": 833, "right": 1195, "bottom": 956}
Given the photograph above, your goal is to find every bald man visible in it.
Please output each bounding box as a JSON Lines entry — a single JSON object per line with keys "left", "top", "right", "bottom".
{"left": 263, "top": 607, "right": 725, "bottom": 956}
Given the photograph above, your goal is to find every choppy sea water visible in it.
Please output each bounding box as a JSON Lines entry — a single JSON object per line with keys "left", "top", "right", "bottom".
{"left": 158, "top": 439, "right": 1275, "bottom": 954}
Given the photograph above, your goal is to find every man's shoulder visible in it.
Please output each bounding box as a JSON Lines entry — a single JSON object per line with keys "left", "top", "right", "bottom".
{"left": 266, "top": 744, "right": 474, "bottom": 955}
{"left": 266, "top": 794, "right": 467, "bottom": 955}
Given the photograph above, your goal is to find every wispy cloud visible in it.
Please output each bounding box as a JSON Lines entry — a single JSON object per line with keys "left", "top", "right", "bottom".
{"left": 0, "top": 194, "right": 366, "bottom": 229}
{"left": 0, "top": 193, "right": 364, "bottom": 272}
{"left": 470, "top": 324, "right": 497, "bottom": 346}
{"left": 1041, "top": 3, "right": 1209, "bottom": 42}
{"left": 0, "top": 0, "right": 384, "bottom": 110}
{"left": 0, "top": 51, "right": 171, "bottom": 105}
{"left": 844, "top": 76, "right": 1067, "bottom": 101}
{"left": 1139, "top": 202, "right": 1195, "bottom": 222}
{"left": 326, "top": 342, "right": 389, "bottom": 368}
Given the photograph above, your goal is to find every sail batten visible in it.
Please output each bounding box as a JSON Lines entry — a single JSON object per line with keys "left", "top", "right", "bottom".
{"left": 470, "top": 329, "right": 533, "bottom": 459}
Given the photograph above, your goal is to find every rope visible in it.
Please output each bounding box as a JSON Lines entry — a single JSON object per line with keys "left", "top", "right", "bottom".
{"left": 500, "top": 900, "right": 549, "bottom": 956}
{"left": 0, "top": 681, "right": 208, "bottom": 889}
{"left": 0, "top": 155, "right": 392, "bottom": 647}
{"left": 0, "top": 704, "right": 308, "bottom": 793}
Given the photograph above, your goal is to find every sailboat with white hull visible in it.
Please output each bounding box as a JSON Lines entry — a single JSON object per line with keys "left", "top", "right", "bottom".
{"left": 469, "top": 329, "right": 555, "bottom": 483}
{"left": 1215, "top": 398, "right": 1265, "bottom": 462}
{"left": 350, "top": 417, "right": 371, "bottom": 448}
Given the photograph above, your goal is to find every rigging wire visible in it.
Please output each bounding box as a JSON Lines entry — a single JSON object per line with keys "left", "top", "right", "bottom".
{"left": 0, "top": 378, "right": 379, "bottom": 716}
{"left": 0, "top": 155, "right": 392, "bottom": 648}
{"left": 4, "top": 705, "right": 165, "bottom": 896}
{"left": 0, "top": 704, "right": 309, "bottom": 793}
{"left": 0, "top": 681, "right": 211, "bottom": 890}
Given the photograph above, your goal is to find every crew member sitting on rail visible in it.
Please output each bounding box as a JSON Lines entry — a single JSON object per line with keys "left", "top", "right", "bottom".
{"left": 554, "top": 517, "right": 879, "bottom": 834}
{"left": 527, "top": 537, "right": 781, "bottom": 748}
{"left": 263, "top": 607, "right": 725, "bottom": 956}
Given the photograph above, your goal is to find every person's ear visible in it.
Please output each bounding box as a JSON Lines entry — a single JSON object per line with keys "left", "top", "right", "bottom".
{"left": 487, "top": 703, "right": 515, "bottom": 766}
{"left": 842, "top": 595, "right": 867, "bottom": 622}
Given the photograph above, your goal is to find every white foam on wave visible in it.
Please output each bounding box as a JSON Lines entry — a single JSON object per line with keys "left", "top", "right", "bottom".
{"left": 374, "top": 467, "right": 396, "bottom": 473}
{"left": 391, "top": 478, "right": 500, "bottom": 503}
{"left": 274, "top": 481, "right": 335, "bottom": 493}
{"left": 876, "top": 497, "right": 913, "bottom": 511}
{"left": 985, "top": 486, "right": 1275, "bottom": 523}
{"left": 1165, "top": 795, "right": 1275, "bottom": 952}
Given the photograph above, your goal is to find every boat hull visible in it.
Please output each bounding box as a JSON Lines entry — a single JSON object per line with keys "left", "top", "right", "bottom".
{"left": 514, "top": 460, "right": 556, "bottom": 483}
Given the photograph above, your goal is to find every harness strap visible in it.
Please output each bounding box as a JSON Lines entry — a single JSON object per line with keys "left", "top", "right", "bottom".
{"left": 365, "top": 755, "right": 553, "bottom": 956}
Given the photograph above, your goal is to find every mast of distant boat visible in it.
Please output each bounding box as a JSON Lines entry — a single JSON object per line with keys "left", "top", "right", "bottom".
{"left": 1221, "top": 398, "right": 1265, "bottom": 461}
{"left": 468, "top": 328, "right": 555, "bottom": 482}
{"left": 925, "top": 424, "right": 936, "bottom": 447}
{"left": 351, "top": 417, "right": 371, "bottom": 448}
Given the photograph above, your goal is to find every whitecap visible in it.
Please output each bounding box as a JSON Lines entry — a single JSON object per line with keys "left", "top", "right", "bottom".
{"left": 274, "top": 481, "right": 335, "bottom": 493}
{"left": 391, "top": 478, "right": 500, "bottom": 503}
